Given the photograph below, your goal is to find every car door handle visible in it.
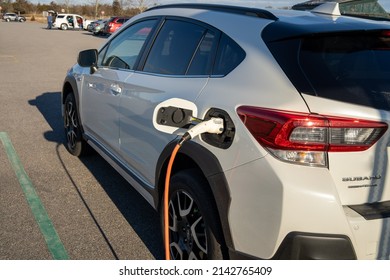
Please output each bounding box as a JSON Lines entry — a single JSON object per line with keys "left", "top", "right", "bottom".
{"left": 110, "top": 84, "right": 122, "bottom": 95}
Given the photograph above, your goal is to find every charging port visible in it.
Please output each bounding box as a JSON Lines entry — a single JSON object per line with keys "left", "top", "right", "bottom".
{"left": 202, "top": 108, "right": 235, "bottom": 149}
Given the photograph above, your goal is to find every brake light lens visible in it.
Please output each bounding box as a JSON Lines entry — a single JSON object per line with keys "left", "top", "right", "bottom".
{"left": 381, "top": 30, "right": 390, "bottom": 37}
{"left": 237, "top": 106, "right": 388, "bottom": 167}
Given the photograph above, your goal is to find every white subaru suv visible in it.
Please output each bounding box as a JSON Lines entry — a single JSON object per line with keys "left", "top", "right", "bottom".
{"left": 61, "top": 3, "right": 390, "bottom": 260}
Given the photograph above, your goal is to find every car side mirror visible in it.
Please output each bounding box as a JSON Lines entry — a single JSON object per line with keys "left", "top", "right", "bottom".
{"left": 78, "top": 49, "right": 98, "bottom": 74}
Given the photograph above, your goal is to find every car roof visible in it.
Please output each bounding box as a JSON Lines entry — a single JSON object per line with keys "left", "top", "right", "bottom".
{"left": 57, "top": 14, "right": 82, "bottom": 16}
{"left": 147, "top": 3, "right": 277, "bottom": 20}
{"left": 111, "top": 16, "right": 130, "bottom": 20}
{"left": 145, "top": 3, "right": 390, "bottom": 42}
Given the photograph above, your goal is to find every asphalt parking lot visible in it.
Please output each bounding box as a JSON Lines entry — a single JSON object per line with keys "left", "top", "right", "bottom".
{"left": 0, "top": 21, "right": 163, "bottom": 260}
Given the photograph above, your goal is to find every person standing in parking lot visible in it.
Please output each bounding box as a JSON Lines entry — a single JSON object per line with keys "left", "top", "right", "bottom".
{"left": 47, "top": 13, "right": 52, "bottom": 29}
{"left": 77, "top": 17, "right": 83, "bottom": 31}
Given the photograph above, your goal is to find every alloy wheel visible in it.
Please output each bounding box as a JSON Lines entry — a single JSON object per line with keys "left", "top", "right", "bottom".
{"left": 169, "top": 190, "right": 208, "bottom": 260}
{"left": 64, "top": 99, "right": 79, "bottom": 152}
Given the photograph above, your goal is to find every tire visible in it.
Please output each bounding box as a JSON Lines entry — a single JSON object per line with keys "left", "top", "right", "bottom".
{"left": 61, "top": 23, "right": 68, "bottom": 30}
{"left": 6, "top": 18, "right": 10, "bottom": 22}
{"left": 164, "top": 169, "right": 226, "bottom": 260}
{"left": 63, "top": 93, "right": 89, "bottom": 157}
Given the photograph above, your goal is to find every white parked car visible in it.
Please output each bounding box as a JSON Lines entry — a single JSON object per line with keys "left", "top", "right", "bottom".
{"left": 62, "top": 3, "right": 390, "bottom": 260}
{"left": 83, "top": 19, "right": 93, "bottom": 30}
{"left": 53, "top": 14, "right": 84, "bottom": 30}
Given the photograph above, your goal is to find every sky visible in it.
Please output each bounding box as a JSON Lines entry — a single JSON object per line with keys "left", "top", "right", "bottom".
{"left": 26, "top": 0, "right": 390, "bottom": 12}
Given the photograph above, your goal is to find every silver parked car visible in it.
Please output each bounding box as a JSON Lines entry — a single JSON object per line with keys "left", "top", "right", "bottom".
{"left": 62, "top": 3, "right": 390, "bottom": 260}
{"left": 92, "top": 19, "right": 108, "bottom": 36}
{"left": 2, "top": 12, "right": 26, "bottom": 22}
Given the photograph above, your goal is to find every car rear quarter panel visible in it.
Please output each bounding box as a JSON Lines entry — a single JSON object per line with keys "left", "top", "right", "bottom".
{"left": 302, "top": 94, "right": 390, "bottom": 206}
{"left": 224, "top": 153, "right": 352, "bottom": 259}
{"left": 193, "top": 28, "right": 310, "bottom": 171}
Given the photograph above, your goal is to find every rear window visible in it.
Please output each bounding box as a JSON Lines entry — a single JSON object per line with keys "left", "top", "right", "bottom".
{"left": 300, "top": 31, "right": 390, "bottom": 110}
{"left": 268, "top": 31, "right": 390, "bottom": 111}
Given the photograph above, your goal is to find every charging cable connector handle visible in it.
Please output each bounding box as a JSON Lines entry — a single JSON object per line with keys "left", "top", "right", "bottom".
{"left": 182, "top": 117, "right": 224, "bottom": 143}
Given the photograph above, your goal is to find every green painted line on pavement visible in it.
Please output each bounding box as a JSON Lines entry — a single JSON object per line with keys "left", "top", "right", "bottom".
{"left": 0, "top": 132, "right": 69, "bottom": 260}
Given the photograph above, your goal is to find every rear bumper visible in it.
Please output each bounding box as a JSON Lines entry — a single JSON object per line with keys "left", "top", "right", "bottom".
{"left": 273, "top": 232, "right": 356, "bottom": 259}
{"left": 229, "top": 232, "right": 356, "bottom": 260}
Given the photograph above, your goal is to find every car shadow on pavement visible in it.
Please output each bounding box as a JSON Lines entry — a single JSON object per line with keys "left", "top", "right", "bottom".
{"left": 28, "top": 92, "right": 164, "bottom": 260}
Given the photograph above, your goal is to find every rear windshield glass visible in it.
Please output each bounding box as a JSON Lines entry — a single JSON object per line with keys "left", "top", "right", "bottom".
{"left": 299, "top": 31, "right": 390, "bottom": 110}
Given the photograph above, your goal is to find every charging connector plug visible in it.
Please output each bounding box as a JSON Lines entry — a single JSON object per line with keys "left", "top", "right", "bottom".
{"left": 178, "top": 117, "right": 224, "bottom": 146}
{"left": 183, "top": 117, "right": 224, "bottom": 141}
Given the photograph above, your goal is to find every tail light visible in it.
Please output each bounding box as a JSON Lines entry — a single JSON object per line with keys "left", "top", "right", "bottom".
{"left": 237, "top": 106, "right": 388, "bottom": 167}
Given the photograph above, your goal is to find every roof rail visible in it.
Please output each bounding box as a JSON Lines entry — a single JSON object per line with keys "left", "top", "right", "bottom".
{"left": 146, "top": 3, "right": 278, "bottom": 21}
{"left": 311, "top": 2, "right": 341, "bottom": 16}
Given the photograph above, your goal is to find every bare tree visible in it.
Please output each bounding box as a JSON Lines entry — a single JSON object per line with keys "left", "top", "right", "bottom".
{"left": 89, "top": 0, "right": 100, "bottom": 18}
{"left": 112, "top": 0, "right": 122, "bottom": 15}
{"left": 61, "top": 0, "right": 71, "bottom": 13}
{"left": 123, "top": 0, "right": 155, "bottom": 13}
{"left": 95, "top": 0, "right": 100, "bottom": 17}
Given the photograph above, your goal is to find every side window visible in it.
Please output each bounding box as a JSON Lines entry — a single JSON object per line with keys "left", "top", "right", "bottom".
{"left": 187, "top": 30, "right": 217, "bottom": 76}
{"left": 99, "top": 19, "right": 157, "bottom": 70}
{"left": 98, "top": 45, "right": 108, "bottom": 66}
{"left": 213, "top": 34, "right": 246, "bottom": 76}
{"left": 143, "top": 20, "right": 209, "bottom": 75}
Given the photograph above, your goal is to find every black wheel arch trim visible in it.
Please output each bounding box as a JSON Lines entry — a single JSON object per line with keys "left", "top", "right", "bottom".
{"left": 62, "top": 75, "right": 84, "bottom": 134}
{"left": 155, "top": 140, "right": 234, "bottom": 252}
{"left": 62, "top": 75, "right": 79, "bottom": 107}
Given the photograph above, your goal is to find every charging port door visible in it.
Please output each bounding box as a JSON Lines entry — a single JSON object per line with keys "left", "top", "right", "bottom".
{"left": 153, "top": 98, "right": 198, "bottom": 135}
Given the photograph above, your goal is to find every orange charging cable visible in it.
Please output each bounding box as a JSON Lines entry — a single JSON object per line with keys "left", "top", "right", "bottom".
{"left": 164, "top": 133, "right": 191, "bottom": 260}
{"left": 164, "top": 143, "right": 180, "bottom": 260}
{"left": 163, "top": 118, "right": 223, "bottom": 259}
